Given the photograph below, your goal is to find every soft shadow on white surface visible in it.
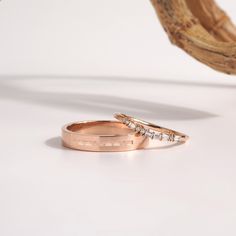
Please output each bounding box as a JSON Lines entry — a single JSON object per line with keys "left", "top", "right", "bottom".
{"left": 45, "top": 137, "right": 67, "bottom": 150}
{"left": 0, "top": 76, "right": 217, "bottom": 120}
{"left": 2, "top": 74, "right": 236, "bottom": 89}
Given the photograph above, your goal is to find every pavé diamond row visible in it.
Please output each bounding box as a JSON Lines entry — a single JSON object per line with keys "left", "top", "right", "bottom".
{"left": 122, "top": 118, "right": 181, "bottom": 142}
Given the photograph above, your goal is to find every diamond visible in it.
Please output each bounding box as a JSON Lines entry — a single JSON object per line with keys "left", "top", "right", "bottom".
{"left": 128, "top": 122, "right": 136, "bottom": 129}
{"left": 154, "top": 133, "right": 161, "bottom": 140}
{"left": 174, "top": 136, "right": 181, "bottom": 142}
{"left": 140, "top": 128, "right": 146, "bottom": 135}
{"left": 125, "top": 120, "right": 130, "bottom": 125}
{"left": 146, "top": 129, "right": 155, "bottom": 139}
{"left": 159, "top": 133, "right": 163, "bottom": 141}
{"left": 150, "top": 132, "right": 156, "bottom": 139}
{"left": 135, "top": 126, "right": 141, "bottom": 133}
{"left": 122, "top": 118, "right": 127, "bottom": 124}
{"left": 162, "top": 133, "right": 170, "bottom": 141}
{"left": 168, "top": 133, "right": 175, "bottom": 142}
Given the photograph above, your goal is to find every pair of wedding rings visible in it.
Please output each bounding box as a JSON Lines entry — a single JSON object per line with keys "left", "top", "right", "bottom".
{"left": 61, "top": 113, "right": 189, "bottom": 152}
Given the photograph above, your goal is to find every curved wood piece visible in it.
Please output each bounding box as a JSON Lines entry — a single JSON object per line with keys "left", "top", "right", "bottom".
{"left": 150, "top": 0, "right": 236, "bottom": 74}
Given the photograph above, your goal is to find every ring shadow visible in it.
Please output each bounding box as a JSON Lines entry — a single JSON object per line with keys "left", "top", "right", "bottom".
{"left": 45, "top": 137, "right": 67, "bottom": 150}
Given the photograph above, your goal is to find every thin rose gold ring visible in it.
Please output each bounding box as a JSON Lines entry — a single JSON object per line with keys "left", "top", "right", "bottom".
{"left": 62, "top": 120, "right": 149, "bottom": 152}
{"left": 114, "top": 113, "right": 189, "bottom": 143}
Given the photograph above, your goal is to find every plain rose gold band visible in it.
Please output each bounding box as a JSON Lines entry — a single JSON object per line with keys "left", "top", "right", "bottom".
{"left": 62, "top": 120, "right": 148, "bottom": 152}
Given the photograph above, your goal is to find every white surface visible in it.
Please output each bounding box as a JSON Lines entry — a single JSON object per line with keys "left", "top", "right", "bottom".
{"left": 1, "top": 76, "right": 236, "bottom": 236}
{"left": 1, "top": 0, "right": 236, "bottom": 235}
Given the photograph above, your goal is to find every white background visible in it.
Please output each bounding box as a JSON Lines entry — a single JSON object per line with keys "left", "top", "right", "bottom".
{"left": 0, "top": 1, "right": 236, "bottom": 236}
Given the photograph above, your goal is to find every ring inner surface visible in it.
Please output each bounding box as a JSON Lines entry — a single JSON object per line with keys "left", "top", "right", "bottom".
{"left": 67, "top": 121, "right": 134, "bottom": 136}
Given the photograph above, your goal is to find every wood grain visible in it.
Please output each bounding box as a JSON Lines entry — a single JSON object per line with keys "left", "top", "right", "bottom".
{"left": 150, "top": 0, "right": 236, "bottom": 74}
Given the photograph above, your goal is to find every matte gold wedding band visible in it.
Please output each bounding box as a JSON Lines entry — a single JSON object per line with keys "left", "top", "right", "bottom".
{"left": 114, "top": 113, "right": 189, "bottom": 143}
{"left": 62, "top": 120, "right": 148, "bottom": 152}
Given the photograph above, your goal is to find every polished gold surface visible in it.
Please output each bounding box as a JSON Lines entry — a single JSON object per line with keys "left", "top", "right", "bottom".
{"left": 62, "top": 120, "right": 148, "bottom": 152}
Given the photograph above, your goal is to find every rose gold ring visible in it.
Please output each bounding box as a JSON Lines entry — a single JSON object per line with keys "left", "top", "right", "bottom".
{"left": 114, "top": 113, "right": 189, "bottom": 143}
{"left": 62, "top": 120, "right": 148, "bottom": 152}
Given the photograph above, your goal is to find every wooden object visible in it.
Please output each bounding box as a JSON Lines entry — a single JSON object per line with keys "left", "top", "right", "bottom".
{"left": 150, "top": 0, "right": 236, "bottom": 74}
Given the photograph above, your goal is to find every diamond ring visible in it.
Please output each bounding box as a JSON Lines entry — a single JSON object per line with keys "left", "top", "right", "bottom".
{"left": 114, "top": 113, "right": 189, "bottom": 143}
